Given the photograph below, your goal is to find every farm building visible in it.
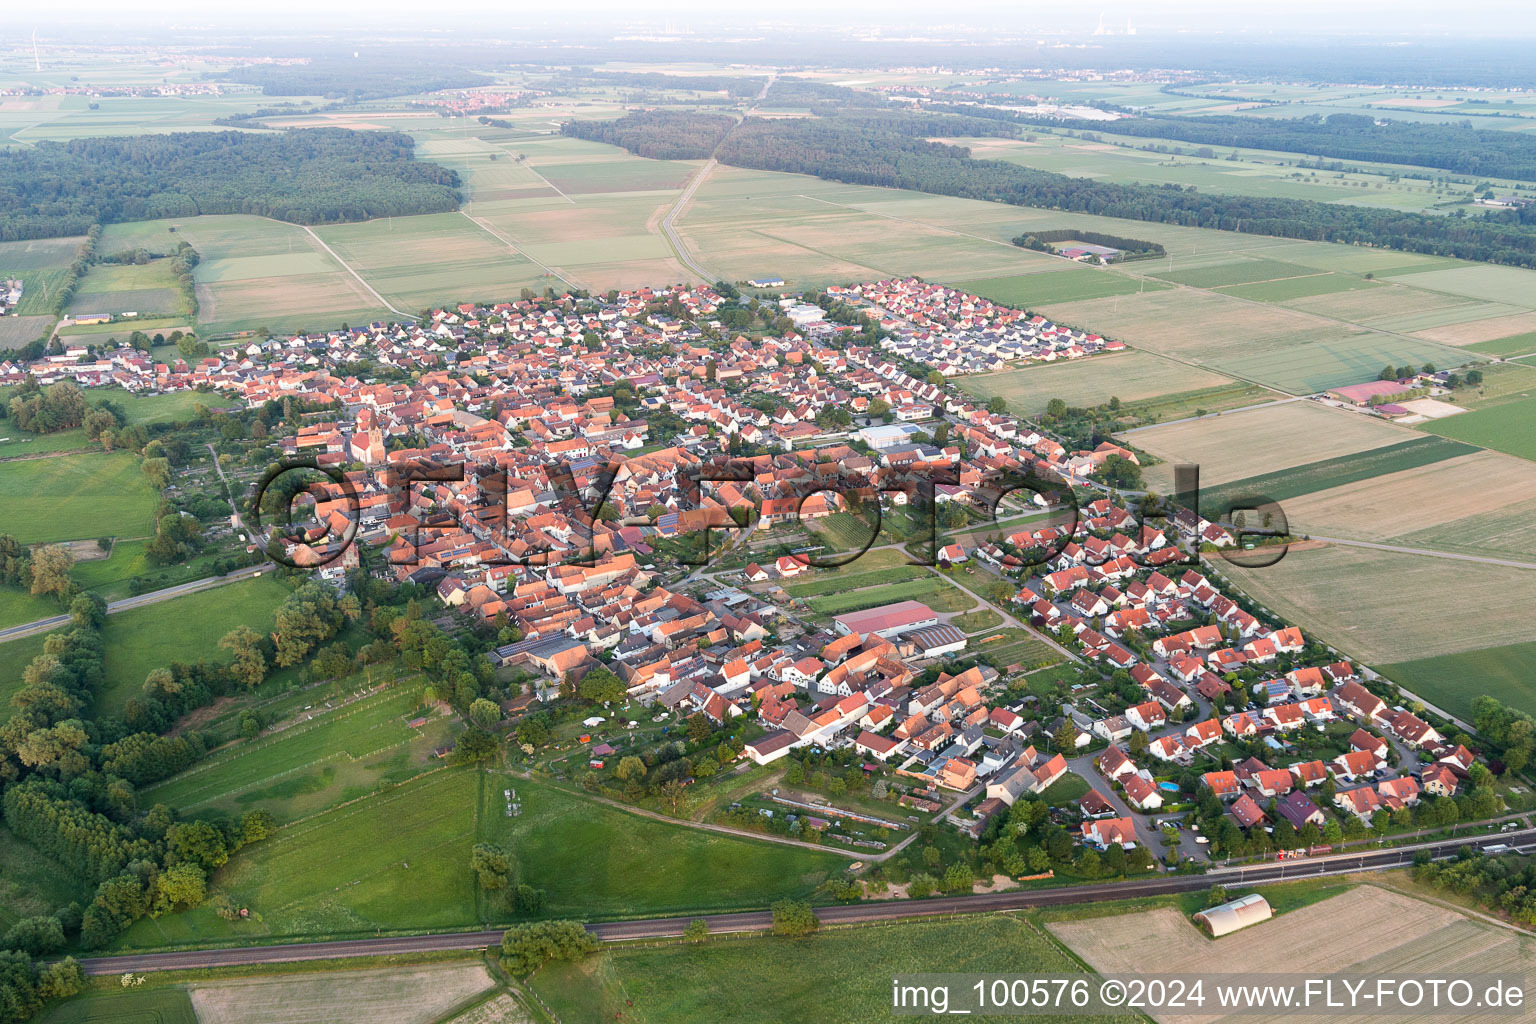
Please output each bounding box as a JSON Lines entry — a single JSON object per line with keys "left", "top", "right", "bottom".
{"left": 904, "top": 624, "right": 968, "bottom": 658}
{"left": 1328, "top": 380, "right": 1416, "bottom": 406}
{"left": 833, "top": 600, "right": 939, "bottom": 639}
{"left": 1193, "top": 893, "right": 1273, "bottom": 937}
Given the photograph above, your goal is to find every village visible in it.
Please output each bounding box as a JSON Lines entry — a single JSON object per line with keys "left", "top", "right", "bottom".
{"left": 0, "top": 273, "right": 1510, "bottom": 880}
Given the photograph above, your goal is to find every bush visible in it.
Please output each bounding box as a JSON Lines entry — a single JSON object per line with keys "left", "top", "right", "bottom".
{"left": 769, "top": 899, "right": 819, "bottom": 936}
{"left": 499, "top": 920, "right": 598, "bottom": 975}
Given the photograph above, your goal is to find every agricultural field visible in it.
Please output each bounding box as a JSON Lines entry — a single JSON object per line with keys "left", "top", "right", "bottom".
{"left": 0, "top": 825, "right": 90, "bottom": 932}
{"left": 65, "top": 260, "right": 188, "bottom": 319}
{"left": 0, "top": 450, "right": 160, "bottom": 544}
{"left": 143, "top": 684, "right": 454, "bottom": 821}
{"left": 1220, "top": 543, "right": 1536, "bottom": 665}
{"left": 954, "top": 266, "right": 1158, "bottom": 306}
{"left": 1278, "top": 450, "right": 1536, "bottom": 563}
{"left": 1117, "top": 381, "right": 1274, "bottom": 425}
{"left": 534, "top": 914, "right": 1136, "bottom": 1024}
{"left": 1422, "top": 393, "right": 1536, "bottom": 461}
{"left": 475, "top": 773, "right": 848, "bottom": 920}
{"left": 1051, "top": 885, "right": 1531, "bottom": 1024}
{"left": 960, "top": 350, "right": 1239, "bottom": 416}
{"left": 1129, "top": 401, "right": 1419, "bottom": 493}
{"left": 971, "top": 628, "right": 1063, "bottom": 673}
{"left": 33, "top": 987, "right": 197, "bottom": 1024}
{"left": 783, "top": 564, "right": 930, "bottom": 598}
{"left": 803, "top": 575, "right": 973, "bottom": 616}
{"left": 188, "top": 963, "right": 496, "bottom": 1024}
{"left": 1196, "top": 435, "right": 1477, "bottom": 517}
{"left": 1384, "top": 641, "right": 1536, "bottom": 721}
{"left": 0, "top": 235, "right": 83, "bottom": 318}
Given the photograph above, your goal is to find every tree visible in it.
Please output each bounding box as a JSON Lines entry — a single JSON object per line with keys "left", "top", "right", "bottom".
{"left": 219, "top": 626, "right": 267, "bottom": 688}
{"left": 684, "top": 918, "right": 709, "bottom": 943}
{"left": 658, "top": 779, "right": 688, "bottom": 815}
{"left": 942, "top": 862, "right": 974, "bottom": 893}
{"left": 499, "top": 920, "right": 597, "bottom": 975}
{"left": 577, "top": 666, "right": 625, "bottom": 704}
{"left": 1465, "top": 369, "right": 1484, "bottom": 386}
{"left": 1045, "top": 398, "right": 1068, "bottom": 419}
{"left": 1205, "top": 884, "right": 1229, "bottom": 907}
{"left": 515, "top": 717, "right": 550, "bottom": 748}
{"left": 468, "top": 698, "right": 501, "bottom": 728}
{"left": 140, "top": 457, "right": 171, "bottom": 491}
{"left": 29, "top": 545, "right": 74, "bottom": 600}
{"left": 1127, "top": 729, "right": 1149, "bottom": 756}
{"left": 469, "top": 843, "right": 513, "bottom": 891}
{"left": 1053, "top": 719, "right": 1078, "bottom": 753}
{"left": 452, "top": 727, "right": 499, "bottom": 764}
{"left": 151, "top": 863, "right": 207, "bottom": 917}
{"left": 770, "top": 899, "right": 819, "bottom": 936}
{"left": 614, "top": 755, "right": 646, "bottom": 781}
{"left": 1, "top": 916, "right": 64, "bottom": 956}
{"left": 166, "top": 820, "right": 229, "bottom": 870}
{"left": 987, "top": 395, "right": 1008, "bottom": 414}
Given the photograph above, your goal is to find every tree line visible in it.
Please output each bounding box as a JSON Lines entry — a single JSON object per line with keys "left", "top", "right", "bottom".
{"left": 0, "top": 130, "right": 463, "bottom": 243}
{"left": 564, "top": 110, "right": 737, "bottom": 161}
{"left": 1013, "top": 228, "right": 1166, "bottom": 260}
{"left": 217, "top": 60, "right": 491, "bottom": 102}
{"left": 574, "top": 108, "right": 1536, "bottom": 270}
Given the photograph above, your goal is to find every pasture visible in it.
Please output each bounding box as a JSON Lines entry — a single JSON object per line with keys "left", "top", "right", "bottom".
{"left": 1221, "top": 543, "right": 1536, "bottom": 664}
{"left": 1050, "top": 885, "right": 1521, "bottom": 1024}
{"left": 1384, "top": 641, "right": 1536, "bottom": 721}
{"left": 1129, "top": 401, "right": 1417, "bottom": 493}
{"left": 144, "top": 684, "right": 452, "bottom": 821}
{"left": 959, "top": 350, "right": 1237, "bottom": 416}
{"left": 475, "top": 774, "right": 847, "bottom": 919}
{"left": 0, "top": 450, "right": 160, "bottom": 544}
{"left": 189, "top": 963, "right": 496, "bottom": 1024}
{"left": 0, "top": 235, "right": 84, "bottom": 321}
{"left": 534, "top": 914, "right": 1134, "bottom": 1024}
{"left": 1422, "top": 393, "right": 1536, "bottom": 460}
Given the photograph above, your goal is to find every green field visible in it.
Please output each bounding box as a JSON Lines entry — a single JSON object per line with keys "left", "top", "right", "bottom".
{"left": 66, "top": 260, "right": 188, "bottom": 318}
{"left": 1151, "top": 256, "right": 1325, "bottom": 289}
{"left": 1468, "top": 331, "right": 1536, "bottom": 358}
{"left": 1421, "top": 394, "right": 1536, "bottom": 461}
{"left": 1199, "top": 435, "right": 1479, "bottom": 517}
{"left": 972, "top": 628, "right": 1063, "bottom": 673}
{"left": 96, "top": 575, "right": 292, "bottom": 716}
{"left": 0, "top": 586, "right": 66, "bottom": 631}
{"left": 34, "top": 987, "right": 197, "bottom": 1024}
{"left": 0, "top": 825, "right": 91, "bottom": 932}
{"left": 144, "top": 684, "right": 453, "bottom": 821}
{"left": 67, "top": 539, "right": 229, "bottom": 601}
{"left": 805, "top": 575, "right": 974, "bottom": 616}
{"left": 533, "top": 914, "right": 1135, "bottom": 1024}
{"left": 0, "top": 451, "right": 160, "bottom": 543}
{"left": 958, "top": 350, "right": 1237, "bottom": 416}
{"left": 955, "top": 267, "right": 1158, "bottom": 307}
{"left": 1119, "top": 381, "right": 1274, "bottom": 425}
{"left": 1382, "top": 641, "right": 1536, "bottom": 721}
{"left": 1219, "top": 272, "right": 1380, "bottom": 303}
{"left": 784, "top": 564, "right": 930, "bottom": 598}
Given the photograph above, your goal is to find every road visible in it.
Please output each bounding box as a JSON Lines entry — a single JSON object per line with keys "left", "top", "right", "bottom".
{"left": 297, "top": 224, "right": 417, "bottom": 322}
{"left": 659, "top": 158, "right": 720, "bottom": 283}
{"left": 77, "top": 826, "right": 1534, "bottom": 975}
{"left": 0, "top": 562, "right": 274, "bottom": 645}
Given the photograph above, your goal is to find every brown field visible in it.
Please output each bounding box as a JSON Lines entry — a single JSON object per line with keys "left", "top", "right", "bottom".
{"left": 1131, "top": 401, "right": 1416, "bottom": 492}
{"left": 189, "top": 963, "right": 496, "bottom": 1024}
{"left": 1282, "top": 284, "right": 1467, "bottom": 322}
{"left": 199, "top": 271, "right": 385, "bottom": 329}
{"left": 0, "top": 315, "right": 49, "bottom": 350}
{"left": 1220, "top": 543, "right": 1536, "bottom": 663}
{"left": 1281, "top": 450, "right": 1536, "bottom": 560}
{"left": 1051, "top": 886, "right": 1526, "bottom": 1024}
{"left": 440, "top": 993, "right": 532, "bottom": 1024}
{"left": 1414, "top": 309, "right": 1536, "bottom": 346}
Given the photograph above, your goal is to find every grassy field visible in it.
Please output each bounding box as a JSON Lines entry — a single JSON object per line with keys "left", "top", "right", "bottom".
{"left": 0, "top": 586, "right": 66, "bottom": 631}
{"left": 1421, "top": 393, "right": 1536, "bottom": 461}
{"left": 475, "top": 773, "right": 848, "bottom": 920}
{"left": 1222, "top": 543, "right": 1536, "bottom": 664}
{"left": 34, "top": 988, "right": 197, "bottom": 1024}
{"left": 1382, "top": 642, "right": 1536, "bottom": 721}
{"left": 804, "top": 575, "right": 973, "bottom": 616}
{"left": 96, "top": 575, "right": 292, "bottom": 716}
{"left": 783, "top": 564, "right": 930, "bottom": 598}
{"left": 66, "top": 260, "right": 188, "bottom": 318}
{"left": 0, "top": 450, "right": 160, "bottom": 543}
{"left": 972, "top": 628, "right": 1063, "bottom": 673}
{"left": 1117, "top": 381, "right": 1274, "bottom": 425}
{"left": 1468, "top": 330, "right": 1536, "bottom": 357}
{"left": 959, "top": 350, "right": 1237, "bottom": 416}
{"left": 533, "top": 914, "right": 1135, "bottom": 1024}
{"left": 955, "top": 267, "right": 1160, "bottom": 306}
{"left": 1197, "top": 435, "right": 1478, "bottom": 516}
{"left": 143, "top": 684, "right": 453, "bottom": 821}
{"left": 0, "top": 825, "right": 91, "bottom": 932}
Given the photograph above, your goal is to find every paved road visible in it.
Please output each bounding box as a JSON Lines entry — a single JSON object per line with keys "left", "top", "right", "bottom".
{"left": 0, "top": 563, "right": 275, "bottom": 645}
{"left": 659, "top": 158, "right": 720, "bottom": 282}
{"left": 297, "top": 224, "right": 416, "bottom": 322}
{"left": 77, "top": 826, "right": 1534, "bottom": 975}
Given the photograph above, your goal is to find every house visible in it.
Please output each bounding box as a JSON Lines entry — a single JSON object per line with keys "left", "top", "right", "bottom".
{"left": 1079, "top": 789, "right": 1117, "bottom": 818}
{"left": 1081, "top": 816, "right": 1137, "bottom": 849}
{"left": 744, "top": 730, "right": 797, "bottom": 765}
{"left": 1125, "top": 701, "right": 1166, "bottom": 732}
{"left": 1421, "top": 763, "right": 1458, "bottom": 797}
{"left": 1030, "top": 753, "right": 1068, "bottom": 792}
{"left": 1202, "top": 770, "right": 1240, "bottom": 799}
{"left": 1149, "top": 734, "right": 1188, "bottom": 762}
{"left": 1383, "top": 709, "right": 1441, "bottom": 749}
{"left": 1333, "top": 749, "right": 1379, "bottom": 781}
{"left": 1098, "top": 745, "right": 1137, "bottom": 782}
{"left": 1334, "top": 681, "right": 1387, "bottom": 722}
{"left": 1185, "top": 718, "right": 1222, "bottom": 750}
{"left": 744, "top": 563, "right": 770, "bottom": 582}
{"left": 1249, "top": 768, "right": 1294, "bottom": 798}
{"left": 1378, "top": 776, "right": 1421, "bottom": 808}
{"left": 1276, "top": 790, "right": 1325, "bottom": 830}
{"left": 1335, "top": 785, "right": 1382, "bottom": 820}
{"left": 1122, "top": 773, "right": 1163, "bottom": 810}
{"left": 986, "top": 764, "right": 1038, "bottom": 806}
{"left": 1229, "top": 793, "right": 1266, "bottom": 829}
{"left": 1349, "top": 729, "right": 1388, "bottom": 760}
{"left": 1263, "top": 704, "right": 1305, "bottom": 732}
{"left": 1093, "top": 715, "right": 1133, "bottom": 742}
{"left": 1290, "top": 760, "right": 1329, "bottom": 788}
{"left": 855, "top": 730, "right": 903, "bottom": 761}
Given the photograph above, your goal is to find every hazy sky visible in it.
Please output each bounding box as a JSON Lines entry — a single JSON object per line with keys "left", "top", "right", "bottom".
{"left": 29, "top": 0, "right": 1536, "bottom": 38}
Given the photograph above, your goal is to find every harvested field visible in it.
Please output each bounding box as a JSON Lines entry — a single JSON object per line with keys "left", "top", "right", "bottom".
{"left": 1414, "top": 309, "right": 1536, "bottom": 346}
{"left": 1221, "top": 543, "right": 1536, "bottom": 663}
{"left": 189, "top": 963, "right": 496, "bottom": 1024}
{"left": 439, "top": 993, "right": 532, "bottom": 1024}
{"left": 959, "top": 351, "right": 1236, "bottom": 416}
{"left": 1050, "top": 886, "right": 1518, "bottom": 1024}
{"left": 1130, "top": 401, "right": 1416, "bottom": 493}
{"left": 1281, "top": 282, "right": 1467, "bottom": 321}
{"left": 0, "top": 315, "right": 49, "bottom": 350}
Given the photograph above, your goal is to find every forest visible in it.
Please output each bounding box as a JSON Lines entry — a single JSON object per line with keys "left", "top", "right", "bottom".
{"left": 0, "top": 129, "right": 463, "bottom": 242}
{"left": 991, "top": 109, "right": 1536, "bottom": 181}
{"left": 563, "top": 109, "right": 737, "bottom": 160}
{"left": 218, "top": 60, "right": 491, "bottom": 101}
{"left": 576, "top": 108, "right": 1536, "bottom": 269}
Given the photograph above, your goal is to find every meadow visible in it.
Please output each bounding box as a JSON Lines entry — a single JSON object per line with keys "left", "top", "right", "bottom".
{"left": 783, "top": 564, "right": 930, "bottom": 598}
{"left": 803, "top": 575, "right": 974, "bottom": 616}
{"left": 959, "top": 350, "right": 1239, "bottom": 416}
{"left": 1383, "top": 641, "right": 1536, "bottom": 721}
{"left": 0, "top": 825, "right": 91, "bottom": 933}
{"left": 533, "top": 914, "right": 1135, "bottom": 1024}
{"left": 66, "top": 260, "right": 188, "bottom": 319}
{"left": 0, "top": 450, "right": 160, "bottom": 544}
{"left": 33, "top": 988, "right": 197, "bottom": 1024}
